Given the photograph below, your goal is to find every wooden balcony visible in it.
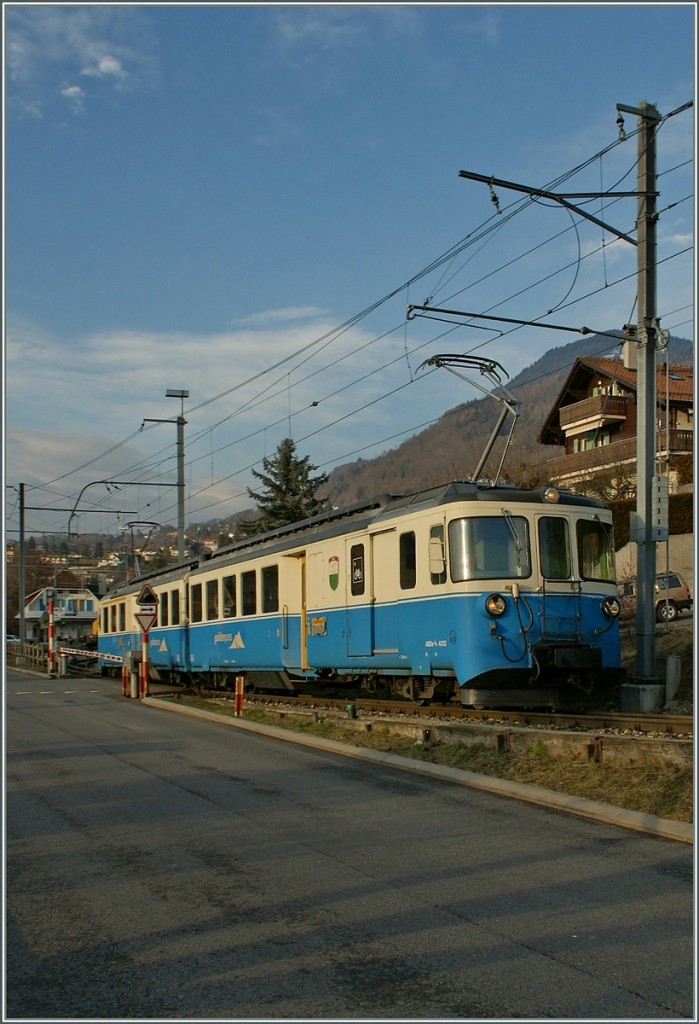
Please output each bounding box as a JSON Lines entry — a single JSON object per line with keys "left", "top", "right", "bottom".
{"left": 543, "top": 431, "right": 693, "bottom": 481}
{"left": 559, "top": 394, "right": 628, "bottom": 431}
{"left": 658, "top": 428, "right": 693, "bottom": 454}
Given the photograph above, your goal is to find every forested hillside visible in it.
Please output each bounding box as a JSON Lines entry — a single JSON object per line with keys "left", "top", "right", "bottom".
{"left": 322, "top": 332, "right": 693, "bottom": 507}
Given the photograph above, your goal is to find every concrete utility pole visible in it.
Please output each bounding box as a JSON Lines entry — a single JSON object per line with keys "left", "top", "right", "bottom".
{"left": 618, "top": 100, "right": 664, "bottom": 711}
{"left": 142, "top": 388, "right": 189, "bottom": 564}
{"left": 18, "top": 483, "right": 25, "bottom": 657}
{"left": 165, "top": 388, "right": 189, "bottom": 563}
{"left": 457, "top": 99, "right": 677, "bottom": 710}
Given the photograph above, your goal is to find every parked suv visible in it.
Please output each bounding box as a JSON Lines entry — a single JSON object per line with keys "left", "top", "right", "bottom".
{"left": 619, "top": 572, "right": 693, "bottom": 623}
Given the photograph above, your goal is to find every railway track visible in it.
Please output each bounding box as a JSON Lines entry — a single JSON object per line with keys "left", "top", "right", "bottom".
{"left": 194, "top": 690, "right": 693, "bottom": 738}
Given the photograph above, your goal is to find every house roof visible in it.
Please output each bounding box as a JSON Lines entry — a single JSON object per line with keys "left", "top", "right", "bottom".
{"left": 582, "top": 356, "right": 693, "bottom": 401}
{"left": 538, "top": 356, "right": 694, "bottom": 445}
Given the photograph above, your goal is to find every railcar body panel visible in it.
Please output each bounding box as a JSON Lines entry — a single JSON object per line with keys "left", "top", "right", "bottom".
{"left": 97, "top": 481, "right": 623, "bottom": 707}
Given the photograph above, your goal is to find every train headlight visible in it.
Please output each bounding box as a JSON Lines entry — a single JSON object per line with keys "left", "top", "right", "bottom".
{"left": 601, "top": 596, "right": 620, "bottom": 619}
{"left": 485, "top": 593, "right": 507, "bottom": 617}
{"left": 543, "top": 486, "right": 560, "bottom": 503}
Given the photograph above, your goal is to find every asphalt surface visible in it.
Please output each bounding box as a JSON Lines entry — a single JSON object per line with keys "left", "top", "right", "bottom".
{"left": 5, "top": 668, "right": 695, "bottom": 1020}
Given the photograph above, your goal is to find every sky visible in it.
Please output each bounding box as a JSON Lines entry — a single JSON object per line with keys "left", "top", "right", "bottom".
{"left": 3, "top": 2, "right": 696, "bottom": 543}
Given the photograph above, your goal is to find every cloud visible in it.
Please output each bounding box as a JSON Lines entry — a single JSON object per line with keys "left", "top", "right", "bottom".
{"left": 250, "top": 105, "right": 302, "bottom": 147}
{"left": 272, "top": 8, "right": 365, "bottom": 53}
{"left": 5, "top": 5, "right": 158, "bottom": 118}
{"left": 59, "top": 83, "right": 86, "bottom": 115}
{"left": 80, "top": 55, "right": 128, "bottom": 80}
{"left": 463, "top": 10, "right": 502, "bottom": 45}
{"left": 233, "top": 306, "right": 327, "bottom": 326}
{"left": 5, "top": 307, "right": 478, "bottom": 530}
{"left": 266, "top": 5, "right": 424, "bottom": 72}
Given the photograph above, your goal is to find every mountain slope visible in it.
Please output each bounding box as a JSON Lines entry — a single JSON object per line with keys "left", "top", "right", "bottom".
{"left": 323, "top": 332, "right": 693, "bottom": 507}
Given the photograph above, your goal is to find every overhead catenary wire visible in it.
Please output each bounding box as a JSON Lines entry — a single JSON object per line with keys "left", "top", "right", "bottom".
{"left": 10, "top": 104, "right": 693, "bottom": 535}
{"left": 18, "top": 230, "right": 692, "bottom": 534}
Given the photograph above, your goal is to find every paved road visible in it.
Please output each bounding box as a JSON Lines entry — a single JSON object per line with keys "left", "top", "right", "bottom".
{"left": 5, "top": 669, "right": 694, "bottom": 1020}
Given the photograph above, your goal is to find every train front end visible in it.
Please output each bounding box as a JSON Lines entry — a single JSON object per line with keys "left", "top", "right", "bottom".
{"left": 450, "top": 487, "right": 623, "bottom": 709}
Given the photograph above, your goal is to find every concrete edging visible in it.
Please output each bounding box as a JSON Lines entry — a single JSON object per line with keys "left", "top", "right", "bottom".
{"left": 141, "top": 697, "right": 694, "bottom": 844}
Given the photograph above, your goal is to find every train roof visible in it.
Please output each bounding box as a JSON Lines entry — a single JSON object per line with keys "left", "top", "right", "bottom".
{"left": 205, "top": 479, "right": 608, "bottom": 564}
{"left": 103, "top": 479, "right": 609, "bottom": 596}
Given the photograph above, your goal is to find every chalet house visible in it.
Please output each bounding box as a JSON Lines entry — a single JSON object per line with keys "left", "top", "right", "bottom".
{"left": 18, "top": 585, "right": 100, "bottom": 644}
{"left": 537, "top": 348, "right": 693, "bottom": 494}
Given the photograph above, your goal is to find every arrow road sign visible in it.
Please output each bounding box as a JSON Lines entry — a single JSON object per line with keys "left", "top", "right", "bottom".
{"left": 135, "top": 610, "right": 157, "bottom": 634}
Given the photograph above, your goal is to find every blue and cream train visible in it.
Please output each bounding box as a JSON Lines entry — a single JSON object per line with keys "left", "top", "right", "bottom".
{"left": 98, "top": 480, "right": 624, "bottom": 708}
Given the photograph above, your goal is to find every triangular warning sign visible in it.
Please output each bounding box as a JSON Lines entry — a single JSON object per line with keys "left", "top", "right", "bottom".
{"left": 135, "top": 610, "right": 157, "bottom": 634}
{"left": 136, "top": 584, "right": 158, "bottom": 606}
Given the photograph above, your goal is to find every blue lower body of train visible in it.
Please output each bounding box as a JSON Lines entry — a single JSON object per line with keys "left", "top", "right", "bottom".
{"left": 99, "top": 588, "right": 622, "bottom": 708}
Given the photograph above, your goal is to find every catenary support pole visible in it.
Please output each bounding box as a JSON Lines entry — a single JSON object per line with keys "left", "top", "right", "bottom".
{"left": 618, "top": 100, "right": 663, "bottom": 710}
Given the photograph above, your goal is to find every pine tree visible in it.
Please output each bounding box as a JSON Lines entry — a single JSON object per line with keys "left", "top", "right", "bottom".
{"left": 237, "top": 438, "right": 328, "bottom": 537}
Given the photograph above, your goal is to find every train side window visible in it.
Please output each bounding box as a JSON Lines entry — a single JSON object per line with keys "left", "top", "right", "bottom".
{"left": 102, "top": 608, "right": 109, "bottom": 633}
{"left": 222, "top": 575, "right": 236, "bottom": 618}
{"left": 400, "top": 531, "right": 417, "bottom": 590}
{"left": 429, "top": 525, "right": 446, "bottom": 584}
{"left": 160, "top": 592, "right": 169, "bottom": 627}
{"left": 538, "top": 517, "right": 571, "bottom": 579}
{"left": 171, "top": 589, "right": 180, "bottom": 626}
{"left": 110, "top": 605, "right": 117, "bottom": 632}
{"left": 350, "top": 544, "right": 365, "bottom": 596}
{"left": 242, "top": 570, "right": 257, "bottom": 616}
{"left": 118, "top": 603, "right": 125, "bottom": 631}
{"left": 206, "top": 579, "right": 219, "bottom": 620}
{"left": 262, "top": 565, "right": 279, "bottom": 613}
{"left": 190, "top": 583, "right": 203, "bottom": 623}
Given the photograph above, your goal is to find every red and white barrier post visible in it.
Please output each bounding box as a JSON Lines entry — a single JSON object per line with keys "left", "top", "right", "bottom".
{"left": 47, "top": 590, "right": 56, "bottom": 677}
{"left": 234, "top": 675, "right": 244, "bottom": 717}
{"left": 139, "top": 632, "right": 149, "bottom": 699}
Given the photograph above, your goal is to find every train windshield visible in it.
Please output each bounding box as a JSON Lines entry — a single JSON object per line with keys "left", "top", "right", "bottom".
{"left": 577, "top": 518, "right": 616, "bottom": 582}
{"left": 449, "top": 516, "right": 531, "bottom": 580}
{"left": 538, "top": 516, "right": 571, "bottom": 579}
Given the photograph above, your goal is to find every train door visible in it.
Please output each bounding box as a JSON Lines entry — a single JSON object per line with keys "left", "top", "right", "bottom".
{"left": 345, "top": 538, "right": 372, "bottom": 655}
{"left": 370, "top": 528, "right": 398, "bottom": 654}
{"left": 535, "top": 513, "right": 582, "bottom": 641}
{"left": 281, "top": 552, "right": 307, "bottom": 671}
